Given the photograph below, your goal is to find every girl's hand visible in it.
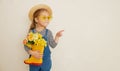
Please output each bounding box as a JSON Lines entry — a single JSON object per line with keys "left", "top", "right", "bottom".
{"left": 28, "top": 50, "right": 43, "bottom": 59}
{"left": 55, "top": 30, "right": 64, "bottom": 43}
{"left": 56, "top": 30, "right": 64, "bottom": 37}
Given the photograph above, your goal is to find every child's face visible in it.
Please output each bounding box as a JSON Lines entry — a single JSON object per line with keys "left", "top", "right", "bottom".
{"left": 36, "top": 11, "right": 52, "bottom": 27}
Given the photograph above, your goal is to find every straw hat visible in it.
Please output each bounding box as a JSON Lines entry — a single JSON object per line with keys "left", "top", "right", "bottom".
{"left": 28, "top": 4, "right": 52, "bottom": 21}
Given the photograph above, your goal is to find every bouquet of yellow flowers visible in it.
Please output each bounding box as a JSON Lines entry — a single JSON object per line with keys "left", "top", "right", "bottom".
{"left": 23, "top": 32, "right": 47, "bottom": 66}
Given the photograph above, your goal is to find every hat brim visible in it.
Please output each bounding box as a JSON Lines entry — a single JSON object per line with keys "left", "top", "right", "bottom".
{"left": 28, "top": 4, "right": 52, "bottom": 21}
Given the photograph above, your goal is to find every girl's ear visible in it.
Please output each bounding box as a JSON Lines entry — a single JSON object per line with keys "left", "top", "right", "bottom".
{"left": 34, "top": 18, "right": 38, "bottom": 23}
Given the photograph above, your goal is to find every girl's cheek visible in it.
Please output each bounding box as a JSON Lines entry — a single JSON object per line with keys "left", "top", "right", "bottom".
{"left": 38, "top": 19, "right": 43, "bottom": 23}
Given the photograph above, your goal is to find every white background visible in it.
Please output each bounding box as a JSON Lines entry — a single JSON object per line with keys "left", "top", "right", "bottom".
{"left": 0, "top": 0, "right": 120, "bottom": 71}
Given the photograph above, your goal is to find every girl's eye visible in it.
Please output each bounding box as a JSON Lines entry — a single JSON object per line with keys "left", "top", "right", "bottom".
{"left": 48, "top": 16, "right": 52, "bottom": 20}
{"left": 48, "top": 16, "right": 51, "bottom": 20}
{"left": 39, "top": 16, "right": 52, "bottom": 21}
{"left": 42, "top": 16, "right": 46, "bottom": 19}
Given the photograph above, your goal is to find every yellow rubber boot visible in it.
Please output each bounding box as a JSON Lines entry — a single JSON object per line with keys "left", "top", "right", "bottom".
{"left": 24, "top": 45, "right": 45, "bottom": 66}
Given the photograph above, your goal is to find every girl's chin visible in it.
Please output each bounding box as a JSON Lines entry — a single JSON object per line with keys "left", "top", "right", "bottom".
{"left": 43, "top": 23, "right": 48, "bottom": 26}
{"left": 44, "top": 22, "right": 49, "bottom": 24}
{"left": 38, "top": 23, "right": 48, "bottom": 27}
{"left": 42, "top": 25, "right": 48, "bottom": 27}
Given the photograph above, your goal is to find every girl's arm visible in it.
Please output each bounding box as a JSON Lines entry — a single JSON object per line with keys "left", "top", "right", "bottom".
{"left": 28, "top": 50, "right": 42, "bottom": 59}
{"left": 24, "top": 46, "right": 42, "bottom": 59}
{"left": 54, "top": 30, "right": 64, "bottom": 43}
{"left": 48, "top": 30, "right": 64, "bottom": 48}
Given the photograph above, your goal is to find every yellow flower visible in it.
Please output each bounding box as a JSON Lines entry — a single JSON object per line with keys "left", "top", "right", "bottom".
{"left": 38, "top": 33, "right": 42, "bottom": 39}
{"left": 34, "top": 38, "right": 47, "bottom": 47}
{"left": 40, "top": 39, "right": 47, "bottom": 47}
{"left": 25, "top": 44, "right": 32, "bottom": 48}
{"left": 33, "top": 33, "right": 39, "bottom": 40}
{"left": 27, "top": 32, "right": 34, "bottom": 41}
{"left": 34, "top": 39, "right": 39, "bottom": 45}
{"left": 24, "top": 32, "right": 47, "bottom": 48}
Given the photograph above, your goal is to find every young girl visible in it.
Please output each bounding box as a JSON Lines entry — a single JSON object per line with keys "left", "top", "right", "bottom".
{"left": 24, "top": 4, "right": 64, "bottom": 71}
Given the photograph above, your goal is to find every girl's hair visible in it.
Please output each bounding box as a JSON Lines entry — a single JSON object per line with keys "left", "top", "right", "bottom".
{"left": 29, "top": 8, "right": 49, "bottom": 32}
